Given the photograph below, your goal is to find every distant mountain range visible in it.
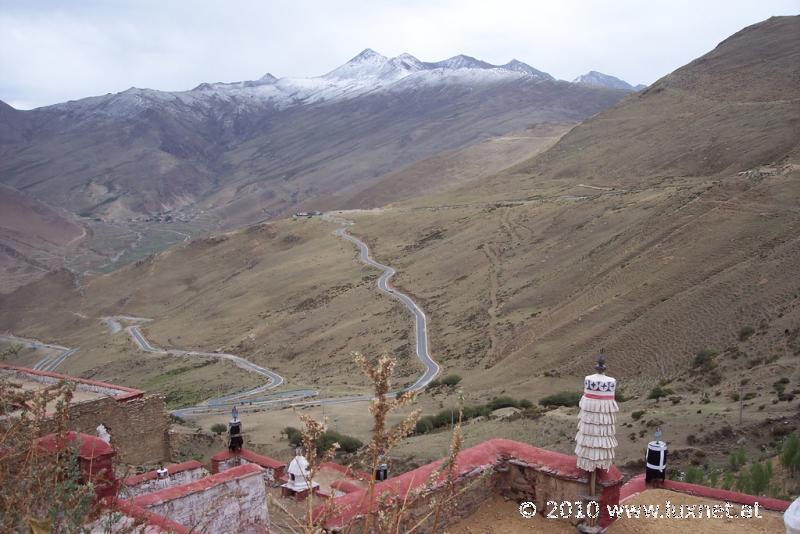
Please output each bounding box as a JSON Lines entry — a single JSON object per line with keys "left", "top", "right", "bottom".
{"left": 0, "top": 49, "right": 631, "bottom": 223}
{"left": 0, "top": 49, "right": 633, "bottom": 289}
{"left": 35, "top": 49, "right": 562, "bottom": 118}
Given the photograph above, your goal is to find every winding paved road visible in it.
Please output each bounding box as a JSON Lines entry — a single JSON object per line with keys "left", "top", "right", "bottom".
{"left": 0, "top": 334, "right": 78, "bottom": 372}
{"left": 102, "top": 316, "right": 311, "bottom": 417}
{"left": 5, "top": 214, "right": 440, "bottom": 417}
{"left": 332, "top": 218, "right": 440, "bottom": 392}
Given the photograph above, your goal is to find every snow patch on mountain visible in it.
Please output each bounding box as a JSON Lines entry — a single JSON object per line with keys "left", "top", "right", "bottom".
{"left": 572, "top": 71, "right": 640, "bottom": 91}
{"left": 45, "top": 49, "right": 558, "bottom": 117}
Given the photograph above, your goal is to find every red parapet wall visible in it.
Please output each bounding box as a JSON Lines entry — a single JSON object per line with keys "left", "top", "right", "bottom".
{"left": 317, "top": 438, "right": 624, "bottom": 530}
{"left": 620, "top": 473, "right": 792, "bottom": 512}
{"left": 211, "top": 448, "right": 286, "bottom": 479}
{"left": 0, "top": 363, "right": 144, "bottom": 401}
{"left": 124, "top": 460, "right": 206, "bottom": 487}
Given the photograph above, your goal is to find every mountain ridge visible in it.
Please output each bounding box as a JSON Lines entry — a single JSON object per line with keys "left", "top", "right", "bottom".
{"left": 572, "top": 70, "right": 642, "bottom": 91}
{"left": 0, "top": 48, "right": 629, "bottom": 288}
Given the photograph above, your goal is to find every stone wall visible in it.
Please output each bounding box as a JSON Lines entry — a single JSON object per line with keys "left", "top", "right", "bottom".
{"left": 130, "top": 464, "right": 269, "bottom": 534}
{"left": 2, "top": 364, "right": 166, "bottom": 465}
{"left": 62, "top": 394, "right": 170, "bottom": 465}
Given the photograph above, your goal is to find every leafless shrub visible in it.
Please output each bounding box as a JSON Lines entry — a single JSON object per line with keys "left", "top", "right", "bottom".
{"left": 0, "top": 380, "right": 103, "bottom": 531}
{"left": 273, "top": 352, "right": 489, "bottom": 533}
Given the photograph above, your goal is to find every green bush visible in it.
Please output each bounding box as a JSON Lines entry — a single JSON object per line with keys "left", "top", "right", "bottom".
{"left": 325, "top": 431, "right": 362, "bottom": 454}
{"left": 647, "top": 386, "right": 674, "bottom": 400}
{"left": 739, "top": 326, "right": 755, "bottom": 341}
{"left": 413, "top": 396, "right": 534, "bottom": 434}
{"left": 729, "top": 448, "right": 747, "bottom": 471}
{"left": 685, "top": 466, "right": 705, "bottom": 484}
{"left": 210, "top": 423, "right": 227, "bottom": 435}
{"left": 425, "top": 379, "right": 441, "bottom": 390}
{"left": 440, "top": 374, "right": 462, "bottom": 387}
{"left": 748, "top": 462, "right": 772, "bottom": 495}
{"left": 631, "top": 410, "right": 646, "bottom": 421}
{"left": 283, "top": 426, "right": 303, "bottom": 447}
{"left": 774, "top": 378, "right": 789, "bottom": 394}
{"left": 433, "top": 409, "right": 458, "bottom": 427}
{"left": 781, "top": 432, "right": 800, "bottom": 475}
{"left": 316, "top": 430, "right": 363, "bottom": 454}
{"left": 692, "top": 349, "right": 717, "bottom": 369}
{"left": 415, "top": 417, "right": 435, "bottom": 434}
{"left": 462, "top": 405, "right": 491, "bottom": 419}
{"left": 539, "top": 391, "right": 582, "bottom": 407}
{"left": 488, "top": 396, "right": 521, "bottom": 410}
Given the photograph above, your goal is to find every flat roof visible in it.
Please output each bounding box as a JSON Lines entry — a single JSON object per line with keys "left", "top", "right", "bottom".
{"left": 611, "top": 488, "right": 785, "bottom": 533}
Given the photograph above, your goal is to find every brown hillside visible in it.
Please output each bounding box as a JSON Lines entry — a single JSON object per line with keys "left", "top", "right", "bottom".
{"left": 342, "top": 123, "right": 573, "bottom": 209}
{"left": 478, "top": 15, "right": 800, "bottom": 196}
{"left": 0, "top": 185, "right": 85, "bottom": 292}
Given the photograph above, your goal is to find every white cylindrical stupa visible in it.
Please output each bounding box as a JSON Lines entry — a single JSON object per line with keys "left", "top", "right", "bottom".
{"left": 575, "top": 356, "right": 618, "bottom": 472}
{"left": 286, "top": 453, "right": 313, "bottom": 491}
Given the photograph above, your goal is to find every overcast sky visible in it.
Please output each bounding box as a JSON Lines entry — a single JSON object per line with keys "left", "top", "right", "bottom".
{"left": 1, "top": 0, "right": 797, "bottom": 109}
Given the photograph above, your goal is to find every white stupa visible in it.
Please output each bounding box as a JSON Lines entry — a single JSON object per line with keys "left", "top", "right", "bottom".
{"left": 281, "top": 449, "right": 319, "bottom": 499}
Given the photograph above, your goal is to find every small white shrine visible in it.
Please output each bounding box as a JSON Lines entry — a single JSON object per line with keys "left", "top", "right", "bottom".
{"left": 280, "top": 450, "right": 319, "bottom": 500}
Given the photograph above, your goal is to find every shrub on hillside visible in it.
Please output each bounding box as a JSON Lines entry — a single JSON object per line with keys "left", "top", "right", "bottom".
{"left": 318, "top": 430, "right": 362, "bottom": 454}
{"left": 692, "top": 349, "right": 717, "bottom": 369}
{"left": 781, "top": 432, "right": 800, "bottom": 475}
{"left": 684, "top": 466, "right": 705, "bottom": 484}
{"left": 647, "top": 386, "right": 674, "bottom": 400}
{"left": 413, "top": 396, "right": 532, "bottom": 434}
{"left": 487, "top": 396, "right": 521, "bottom": 410}
{"left": 440, "top": 374, "right": 462, "bottom": 387}
{"left": 539, "top": 391, "right": 582, "bottom": 407}
{"left": 210, "top": 423, "right": 227, "bottom": 435}
{"left": 415, "top": 416, "right": 436, "bottom": 434}
{"left": 729, "top": 448, "right": 747, "bottom": 471}
{"left": 283, "top": 426, "right": 303, "bottom": 447}
{"left": 739, "top": 326, "right": 756, "bottom": 341}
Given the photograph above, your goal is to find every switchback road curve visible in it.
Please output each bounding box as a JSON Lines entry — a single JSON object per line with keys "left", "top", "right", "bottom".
{"left": 330, "top": 215, "right": 440, "bottom": 392}
{"left": 6, "top": 214, "right": 440, "bottom": 417}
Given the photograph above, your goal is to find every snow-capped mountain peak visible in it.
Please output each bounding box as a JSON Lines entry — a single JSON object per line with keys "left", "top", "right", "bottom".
{"left": 392, "top": 52, "right": 426, "bottom": 71}
{"left": 431, "top": 54, "right": 495, "bottom": 70}
{"left": 322, "top": 48, "right": 393, "bottom": 80}
{"left": 502, "top": 59, "right": 554, "bottom": 80}
{"left": 52, "top": 49, "right": 559, "bottom": 117}
{"left": 572, "top": 71, "right": 641, "bottom": 91}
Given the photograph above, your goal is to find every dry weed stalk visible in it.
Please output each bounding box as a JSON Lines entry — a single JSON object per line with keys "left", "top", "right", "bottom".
{"left": 353, "top": 352, "right": 419, "bottom": 533}
{"left": 278, "top": 353, "right": 485, "bottom": 533}
{"left": 298, "top": 412, "right": 341, "bottom": 532}
{"left": 0, "top": 379, "right": 101, "bottom": 531}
